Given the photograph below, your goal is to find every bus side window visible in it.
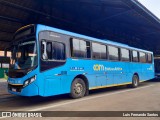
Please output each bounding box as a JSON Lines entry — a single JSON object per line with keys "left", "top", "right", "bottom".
{"left": 70, "top": 38, "right": 90, "bottom": 59}
{"left": 108, "top": 46, "right": 119, "bottom": 61}
{"left": 147, "top": 53, "right": 152, "bottom": 63}
{"left": 132, "top": 51, "right": 139, "bottom": 62}
{"left": 92, "top": 42, "right": 107, "bottom": 60}
{"left": 52, "top": 42, "right": 65, "bottom": 60}
{"left": 139, "top": 52, "right": 147, "bottom": 63}
{"left": 121, "top": 48, "right": 130, "bottom": 62}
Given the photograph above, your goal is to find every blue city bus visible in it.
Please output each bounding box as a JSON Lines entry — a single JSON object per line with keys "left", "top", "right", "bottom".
{"left": 7, "top": 24, "right": 155, "bottom": 98}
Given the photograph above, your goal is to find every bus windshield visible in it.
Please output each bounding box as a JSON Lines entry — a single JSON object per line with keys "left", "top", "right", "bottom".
{"left": 10, "top": 39, "right": 38, "bottom": 70}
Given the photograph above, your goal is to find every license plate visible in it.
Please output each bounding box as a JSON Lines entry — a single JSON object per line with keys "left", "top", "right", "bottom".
{"left": 12, "top": 88, "right": 16, "bottom": 92}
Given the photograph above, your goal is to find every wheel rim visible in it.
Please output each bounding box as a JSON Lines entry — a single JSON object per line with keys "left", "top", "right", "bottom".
{"left": 74, "top": 83, "right": 83, "bottom": 94}
{"left": 134, "top": 76, "right": 138, "bottom": 86}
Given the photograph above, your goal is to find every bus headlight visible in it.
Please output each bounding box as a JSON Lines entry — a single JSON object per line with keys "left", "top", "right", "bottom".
{"left": 24, "top": 75, "right": 36, "bottom": 87}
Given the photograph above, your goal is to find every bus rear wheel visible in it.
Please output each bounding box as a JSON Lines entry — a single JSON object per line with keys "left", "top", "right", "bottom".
{"left": 70, "top": 78, "right": 86, "bottom": 99}
{"left": 131, "top": 75, "right": 139, "bottom": 88}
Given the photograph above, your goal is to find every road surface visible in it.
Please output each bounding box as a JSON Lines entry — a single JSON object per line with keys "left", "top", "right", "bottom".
{"left": 0, "top": 79, "right": 160, "bottom": 120}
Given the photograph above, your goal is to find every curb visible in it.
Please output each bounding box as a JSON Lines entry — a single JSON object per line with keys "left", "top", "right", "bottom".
{"left": 0, "top": 79, "right": 7, "bottom": 82}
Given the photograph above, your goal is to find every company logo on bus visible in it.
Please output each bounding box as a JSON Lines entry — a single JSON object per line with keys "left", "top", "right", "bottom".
{"left": 93, "top": 64, "right": 104, "bottom": 71}
{"left": 93, "top": 64, "right": 122, "bottom": 71}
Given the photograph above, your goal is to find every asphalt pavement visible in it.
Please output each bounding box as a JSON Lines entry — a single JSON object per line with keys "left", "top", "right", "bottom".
{"left": 0, "top": 79, "right": 8, "bottom": 95}
{"left": 0, "top": 79, "right": 160, "bottom": 120}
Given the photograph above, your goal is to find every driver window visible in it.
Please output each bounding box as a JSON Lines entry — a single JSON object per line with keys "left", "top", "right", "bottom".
{"left": 41, "top": 40, "right": 65, "bottom": 61}
{"left": 46, "top": 42, "right": 52, "bottom": 59}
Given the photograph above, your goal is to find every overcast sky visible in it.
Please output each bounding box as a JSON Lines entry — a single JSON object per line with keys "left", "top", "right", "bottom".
{"left": 138, "top": 0, "right": 160, "bottom": 19}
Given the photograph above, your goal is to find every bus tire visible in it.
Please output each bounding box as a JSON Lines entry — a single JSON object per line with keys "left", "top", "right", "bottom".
{"left": 131, "top": 75, "right": 139, "bottom": 88}
{"left": 70, "top": 78, "right": 86, "bottom": 99}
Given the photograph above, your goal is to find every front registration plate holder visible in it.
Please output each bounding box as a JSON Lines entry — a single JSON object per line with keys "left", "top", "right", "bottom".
{"left": 12, "top": 88, "right": 16, "bottom": 92}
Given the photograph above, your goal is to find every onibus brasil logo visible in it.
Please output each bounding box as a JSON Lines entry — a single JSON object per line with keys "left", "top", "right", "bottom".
{"left": 93, "top": 64, "right": 122, "bottom": 71}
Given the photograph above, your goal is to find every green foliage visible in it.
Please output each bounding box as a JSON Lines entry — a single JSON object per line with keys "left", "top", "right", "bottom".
{"left": 0, "top": 68, "right": 8, "bottom": 79}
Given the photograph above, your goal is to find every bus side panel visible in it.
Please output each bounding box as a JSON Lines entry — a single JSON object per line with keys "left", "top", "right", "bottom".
{"left": 115, "top": 62, "right": 130, "bottom": 84}
{"left": 91, "top": 60, "right": 112, "bottom": 87}
{"left": 129, "top": 62, "right": 142, "bottom": 79}
{"left": 45, "top": 77, "right": 62, "bottom": 96}
{"left": 36, "top": 73, "right": 45, "bottom": 96}
{"left": 42, "top": 67, "right": 68, "bottom": 96}
{"left": 129, "top": 62, "right": 154, "bottom": 81}
{"left": 40, "top": 59, "right": 155, "bottom": 97}
{"left": 67, "top": 59, "right": 97, "bottom": 88}
{"left": 141, "top": 63, "right": 154, "bottom": 81}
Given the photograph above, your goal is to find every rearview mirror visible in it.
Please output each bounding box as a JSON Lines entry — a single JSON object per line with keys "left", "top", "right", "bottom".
{"left": 41, "top": 41, "right": 48, "bottom": 60}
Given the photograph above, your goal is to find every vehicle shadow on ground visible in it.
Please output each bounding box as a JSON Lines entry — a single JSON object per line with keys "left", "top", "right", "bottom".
{"left": 0, "top": 79, "right": 159, "bottom": 110}
{"left": 147, "top": 78, "right": 160, "bottom": 82}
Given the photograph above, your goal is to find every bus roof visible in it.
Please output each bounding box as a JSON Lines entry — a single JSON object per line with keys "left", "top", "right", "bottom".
{"left": 37, "top": 24, "right": 153, "bottom": 54}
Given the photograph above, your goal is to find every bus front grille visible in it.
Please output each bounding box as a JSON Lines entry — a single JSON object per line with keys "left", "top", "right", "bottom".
{"left": 8, "top": 84, "right": 23, "bottom": 92}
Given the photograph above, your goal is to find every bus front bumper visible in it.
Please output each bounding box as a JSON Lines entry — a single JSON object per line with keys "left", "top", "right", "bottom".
{"left": 8, "top": 83, "right": 39, "bottom": 96}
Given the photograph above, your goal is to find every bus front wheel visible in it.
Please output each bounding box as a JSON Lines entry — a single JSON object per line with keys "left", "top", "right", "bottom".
{"left": 70, "top": 78, "right": 86, "bottom": 99}
{"left": 132, "top": 75, "right": 139, "bottom": 88}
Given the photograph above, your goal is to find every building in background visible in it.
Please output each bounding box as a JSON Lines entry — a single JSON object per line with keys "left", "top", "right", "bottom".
{"left": 0, "top": 50, "right": 10, "bottom": 78}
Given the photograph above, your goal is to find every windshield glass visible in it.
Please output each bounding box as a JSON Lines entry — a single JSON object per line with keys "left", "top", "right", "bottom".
{"left": 10, "top": 39, "right": 38, "bottom": 70}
